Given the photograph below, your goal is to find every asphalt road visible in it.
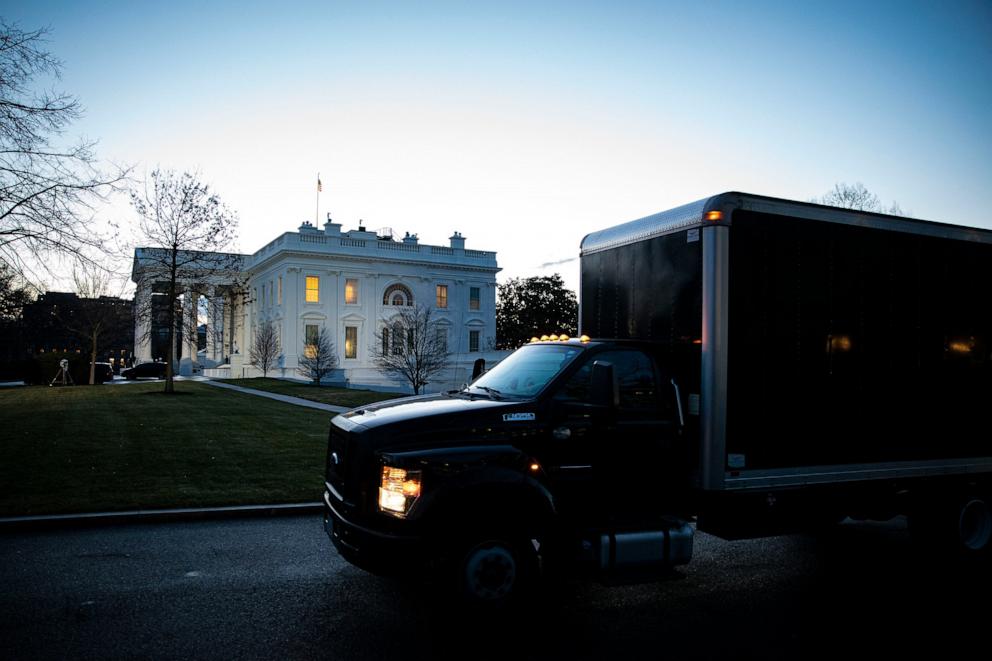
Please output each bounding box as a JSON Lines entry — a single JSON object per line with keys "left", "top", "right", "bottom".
{"left": 1, "top": 515, "right": 988, "bottom": 660}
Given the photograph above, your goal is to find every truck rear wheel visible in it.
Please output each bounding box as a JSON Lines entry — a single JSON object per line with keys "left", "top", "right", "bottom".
{"left": 957, "top": 496, "right": 992, "bottom": 553}
{"left": 909, "top": 490, "right": 992, "bottom": 558}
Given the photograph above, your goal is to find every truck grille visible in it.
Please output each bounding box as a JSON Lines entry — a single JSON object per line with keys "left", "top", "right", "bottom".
{"left": 325, "top": 425, "right": 350, "bottom": 501}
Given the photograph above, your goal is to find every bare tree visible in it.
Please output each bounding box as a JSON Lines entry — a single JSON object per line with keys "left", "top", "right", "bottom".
{"left": 130, "top": 169, "right": 240, "bottom": 393}
{"left": 0, "top": 22, "right": 129, "bottom": 282}
{"left": 297, "top": 326, "right": 338, "bottom": 386}
{"left": 249, "top": 319, "right": 280, "bottom": 378}
{"left": 372, "top": 305, "right": 450, "bottom": 395}
{"left": 811, "top": 182, "right": 904, "bottom": 215}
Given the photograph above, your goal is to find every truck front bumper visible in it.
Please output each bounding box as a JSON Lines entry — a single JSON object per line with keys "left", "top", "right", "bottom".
{"left": 323, "top": 488, "right": 424, "bottom": 575}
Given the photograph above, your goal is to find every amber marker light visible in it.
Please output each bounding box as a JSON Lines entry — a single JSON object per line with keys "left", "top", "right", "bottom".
{"left": 540, "top": 335, "right": 550, "bottom": 341}
{"left": 705, "top": 210, "right": 724, "bottom": 222}
{"left": 559, "top": 335, "right": 570, "bottom": 342}
{"left": 530, "top": 463, "right": 541, "bottom": 473}
{"left": 530, "top": 337, "right": 540, "bottom": 343}
{"left": 580, "top": 335, "right": 591, "bottom": 343}
{"left": 949, "top": 340, "right": 973, "bottom": 354}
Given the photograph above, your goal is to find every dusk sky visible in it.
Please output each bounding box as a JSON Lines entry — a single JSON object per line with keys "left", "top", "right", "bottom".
{"left": 4, "top": 0, "right": 991, "bottom": 291}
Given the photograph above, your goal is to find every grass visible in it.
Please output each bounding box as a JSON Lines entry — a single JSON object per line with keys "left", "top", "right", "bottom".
{"left": 0, "top": 382, "right": 336, "bottom": 517}
{"left": 216, "top": 378, "right": 406, "bottom": 408}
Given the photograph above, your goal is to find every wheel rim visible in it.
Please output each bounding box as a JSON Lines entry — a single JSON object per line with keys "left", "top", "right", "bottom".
{"left": 463, "top": 542, "right": 517, "bottom": 601}
{"left": 958, "top": 498, "right": 992, "bottom": 551}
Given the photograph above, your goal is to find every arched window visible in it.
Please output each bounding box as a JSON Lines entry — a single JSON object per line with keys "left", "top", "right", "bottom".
{"left": 382, "top": 283, "right": 413, "bottom": 307}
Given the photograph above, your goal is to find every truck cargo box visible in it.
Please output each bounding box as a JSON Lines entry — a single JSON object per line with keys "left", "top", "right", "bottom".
{"left": 580, "top": 192, "right": 992, "bottom": 492}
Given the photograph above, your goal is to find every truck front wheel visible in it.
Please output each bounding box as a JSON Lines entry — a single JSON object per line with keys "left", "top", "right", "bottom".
{"left": 454, "top": 532, "right": 539, "bottom": 607}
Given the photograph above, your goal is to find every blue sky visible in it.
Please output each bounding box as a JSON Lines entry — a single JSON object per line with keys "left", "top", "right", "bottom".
{"left": 4, "top": 0, "right": 991, "bottom": 290}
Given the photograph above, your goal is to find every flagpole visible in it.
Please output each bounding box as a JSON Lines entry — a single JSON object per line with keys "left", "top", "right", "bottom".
{"left": 315, "top": 172, "right": 320, "bottom": 224}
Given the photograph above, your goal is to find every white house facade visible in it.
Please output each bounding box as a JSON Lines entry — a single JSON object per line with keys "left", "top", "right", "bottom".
{"left": 131, "top": 217, "right": 503, "bottom": 393}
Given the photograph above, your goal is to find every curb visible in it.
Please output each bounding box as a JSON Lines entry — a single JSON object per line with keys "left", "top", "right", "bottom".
{"left": 0, "top": 502, "right": 323, "bottom": 532}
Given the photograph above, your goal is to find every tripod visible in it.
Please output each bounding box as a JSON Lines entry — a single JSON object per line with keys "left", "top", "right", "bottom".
{"left": 49, "top": 359, "right": 75, "bottom": 387}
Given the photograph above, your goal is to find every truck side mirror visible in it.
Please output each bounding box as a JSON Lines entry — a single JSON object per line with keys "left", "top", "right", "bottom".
{"left": 590, "top": 361, "right": 619, "bottom": 408}
{"left": 471, "top": 358, "right": 486, "bottom": 380}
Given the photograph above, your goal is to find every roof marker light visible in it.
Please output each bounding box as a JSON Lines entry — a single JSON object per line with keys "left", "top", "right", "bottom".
{"left": 705, "top": 210, "right": 724, "bottom": 222}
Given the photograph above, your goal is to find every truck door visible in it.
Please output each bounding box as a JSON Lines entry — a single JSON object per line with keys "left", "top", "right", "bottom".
{"left": 548, "top": 349, "right": 682, "bottom": 528}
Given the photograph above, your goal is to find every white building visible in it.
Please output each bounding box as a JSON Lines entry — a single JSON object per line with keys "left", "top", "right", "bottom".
{"left": 131, "top": 217, "right": 503, "bottom": 392}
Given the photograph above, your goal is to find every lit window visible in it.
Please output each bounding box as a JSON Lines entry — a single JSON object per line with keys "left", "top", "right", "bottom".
{"left": 392, "top": 293, "right": 405, "bottom": 306}
{"left": 470, "top": 287, "right": 480, "bottom": 310}
{"left": 345, "top": 326, "right": 357, "bottom": 359}
{"left": 469, "top": 330, "right": 480, "bottom": 352}
{"left": 436, "top": 284, "right": 448, "bottom": 308}
{"left": 306, "top": 276, "right": 319, "bottom": 303}
{"left": 345, "top": 279, "right": 358, "bottom": 305}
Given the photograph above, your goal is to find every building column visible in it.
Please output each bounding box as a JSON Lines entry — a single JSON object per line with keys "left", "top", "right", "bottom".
{"left": 179, "top": 288, "right": 197, "bottom": 376}
{"left": 133, "top": 281, "right": 153, "bottom": 364}
{"left": 284, "top": 269, "right": 299, "bottom": 369}
{"left": 211, "top": 287, "right": 226, "bottom": 363}
{"left": 230, "top": 289, "right": 242, "bottom": 358}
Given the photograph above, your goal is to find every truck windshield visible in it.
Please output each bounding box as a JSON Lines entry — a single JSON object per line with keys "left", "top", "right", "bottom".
{"left": 469, "top": 344, "right": 585, "bottom": 398}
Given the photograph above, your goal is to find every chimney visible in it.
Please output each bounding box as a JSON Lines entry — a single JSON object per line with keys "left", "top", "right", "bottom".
{"left": 298, "top": 221, "right": 318, "bottom": 233}
{"left": 449, "top": 231, "right": 465, "bottom": 250}
{"left": 402, "top": 232, "right": 419, "bottom": 245}
{"left": 323, "top": 213, "right": 342, "bottom": 237}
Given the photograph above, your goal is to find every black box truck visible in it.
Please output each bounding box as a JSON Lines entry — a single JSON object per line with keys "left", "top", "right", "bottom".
{"left": 324, "top": 192, "right": 992, "bottom": 605}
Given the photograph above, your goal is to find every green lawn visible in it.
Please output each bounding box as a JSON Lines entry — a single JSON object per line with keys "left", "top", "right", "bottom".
{"left": 217, "top": 378, "right": 406, "bottom": 408}
{"left": 0, "top": 382, "right": 336, "bottom": 517}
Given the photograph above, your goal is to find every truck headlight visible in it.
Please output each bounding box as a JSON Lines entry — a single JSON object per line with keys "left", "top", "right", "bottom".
{"left": 378, "top": 466, "right": 422, "bottom": 518}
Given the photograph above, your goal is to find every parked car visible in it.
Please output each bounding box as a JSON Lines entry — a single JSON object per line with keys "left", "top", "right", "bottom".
{"left": 93, "top": 362, "right": 114, "bottom": 383}
{"left": 121, "top": 361, "right": 167, "bottom": 380}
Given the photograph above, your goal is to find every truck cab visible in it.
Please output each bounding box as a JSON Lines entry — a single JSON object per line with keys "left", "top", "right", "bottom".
{"left": 323, "top": 337, "right": 694, "bottom": 604}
